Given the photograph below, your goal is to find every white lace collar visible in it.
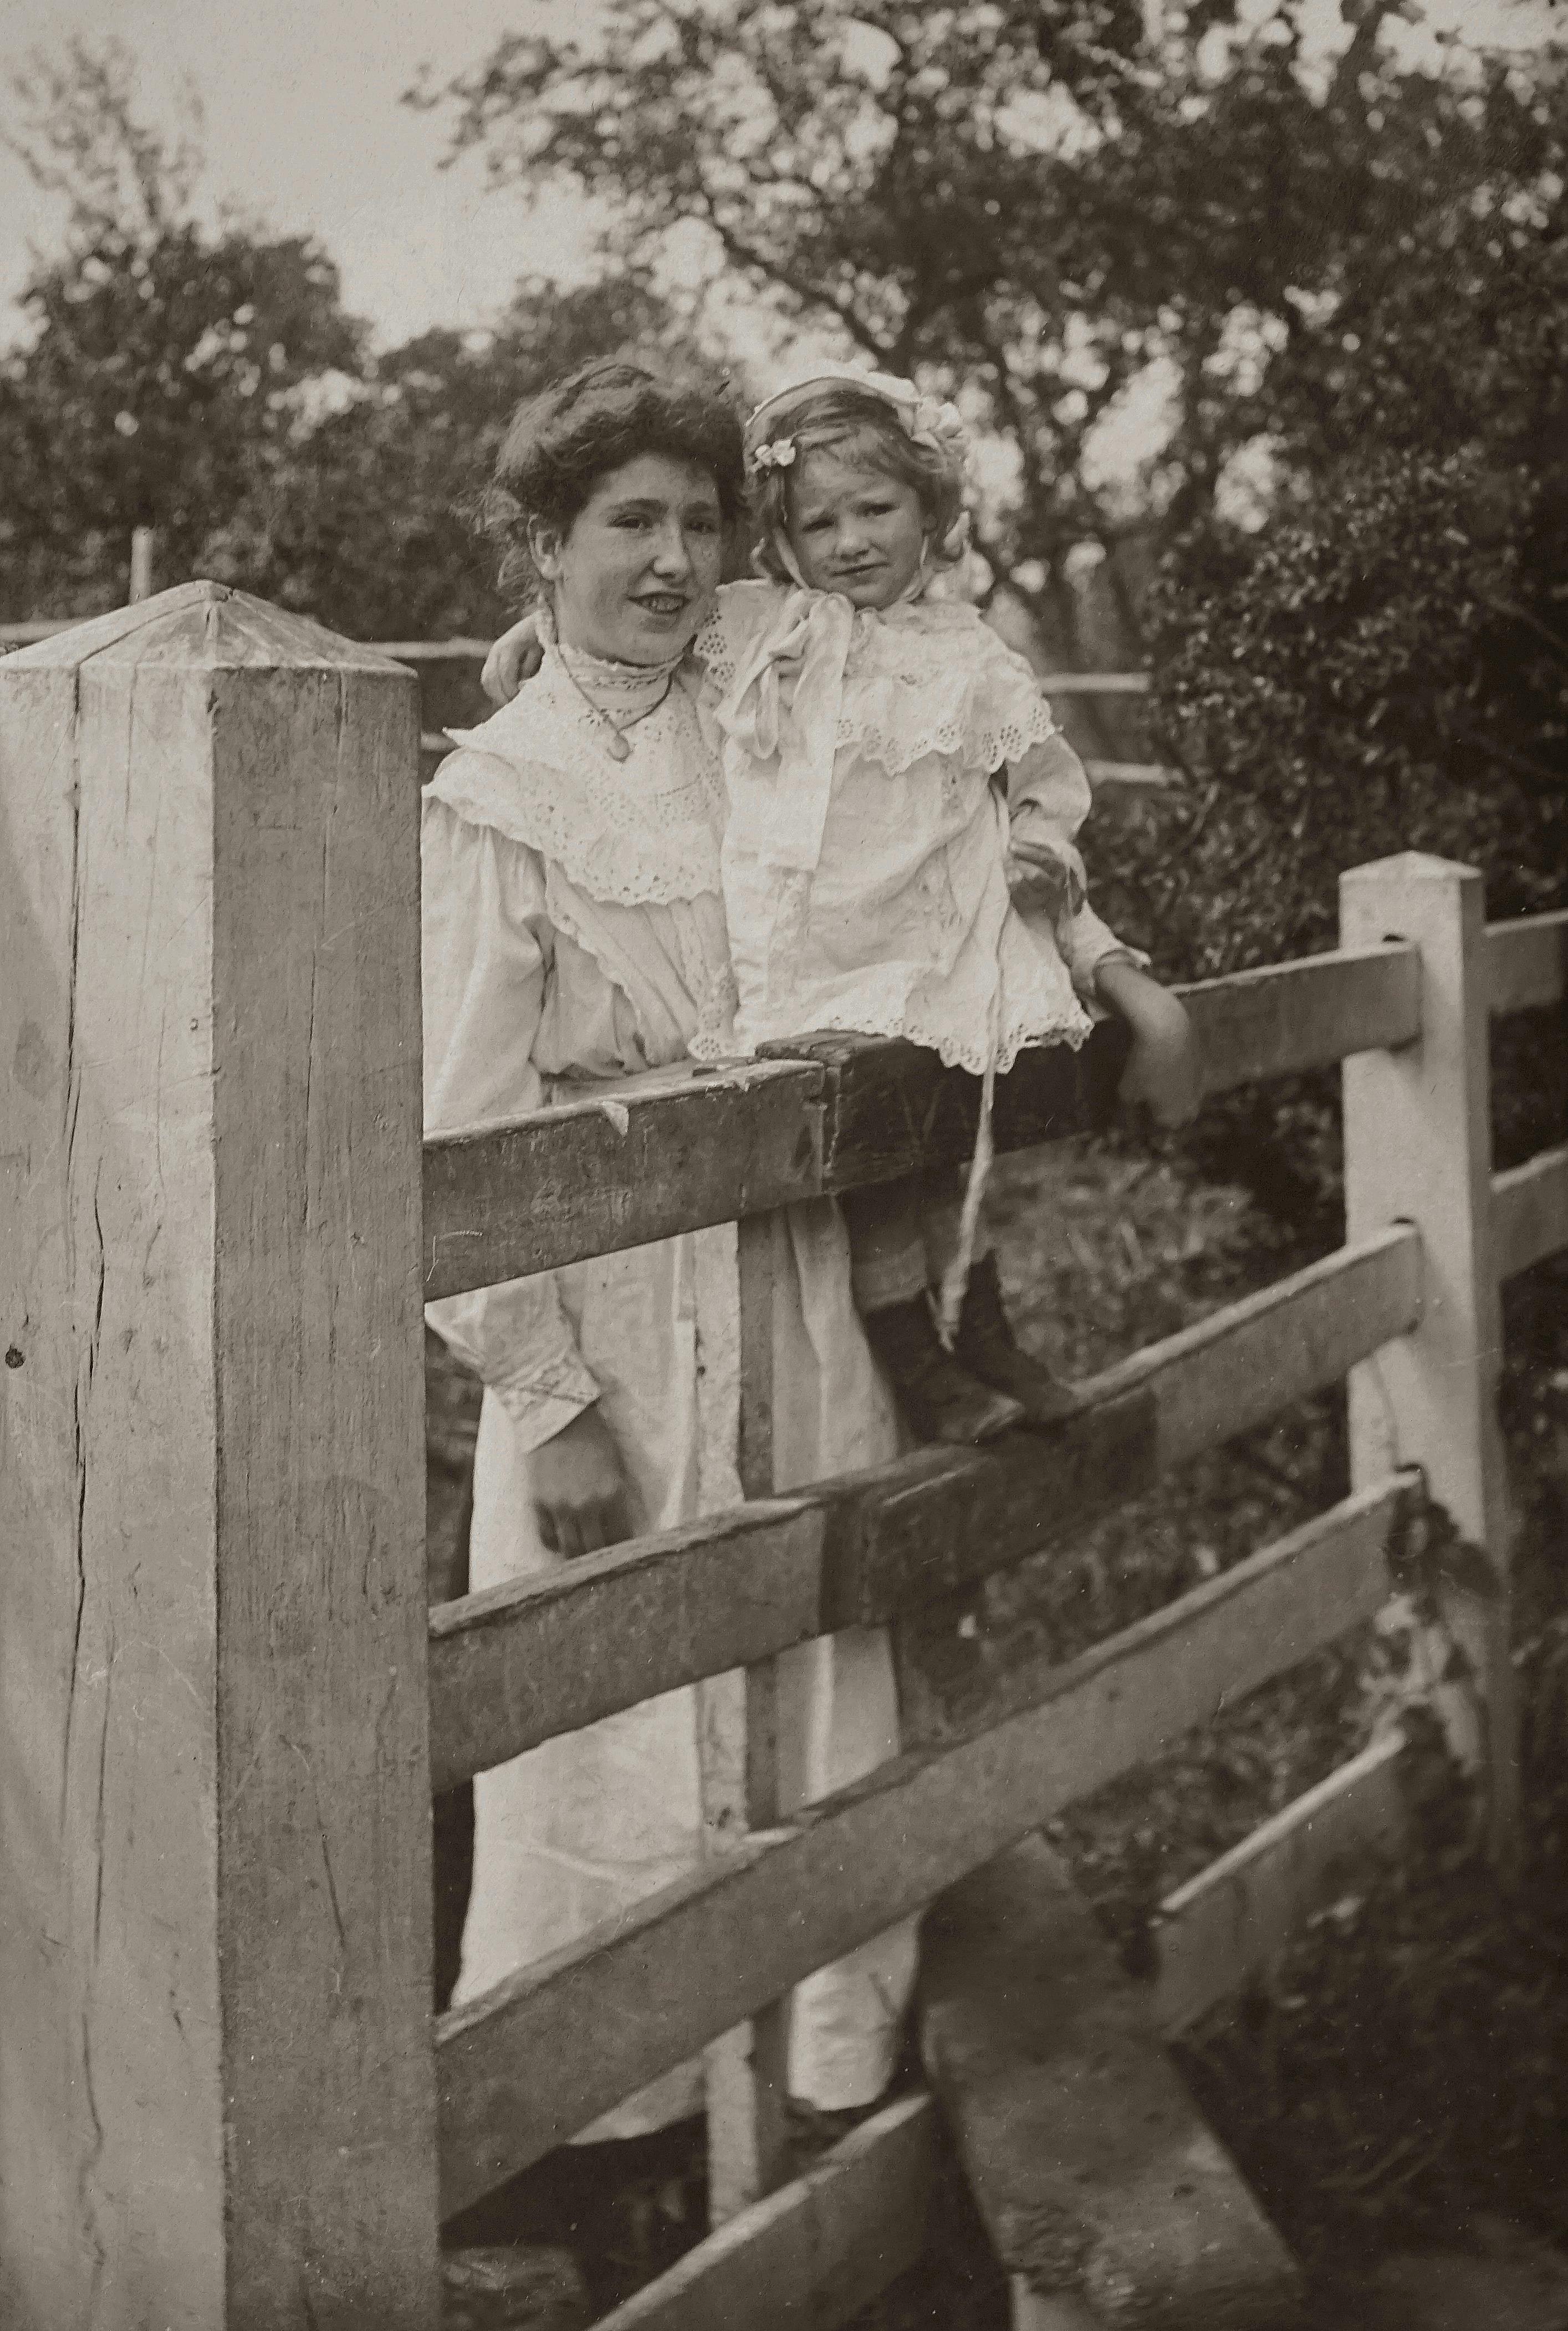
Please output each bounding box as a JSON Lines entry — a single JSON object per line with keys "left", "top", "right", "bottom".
{"left": 554, "top": 636, "right": 686, "bottom": 725}
{"left": 433, "top": 656, "right": 726, "bottom": 908}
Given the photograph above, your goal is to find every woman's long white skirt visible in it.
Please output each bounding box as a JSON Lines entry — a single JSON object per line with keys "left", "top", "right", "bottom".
{"left": 452, "top": 1200, "right": 918, "bottom": 2139}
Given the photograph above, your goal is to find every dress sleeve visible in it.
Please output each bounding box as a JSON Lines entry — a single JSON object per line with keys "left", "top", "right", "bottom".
{"left": 690, "top": 579, "right": 785, "bottom": 706}
{"left": 1003, "top": 708, "right": 1148, "bottom": 995}
{"left": 1005, "top": 732, "right": 1093, "bottom": 912}
{"left": 422, "top": 791, "right": 601, "bottom": 1451}
{"left": 1056, "top": 899, "right": 1150, "bottom": 1006}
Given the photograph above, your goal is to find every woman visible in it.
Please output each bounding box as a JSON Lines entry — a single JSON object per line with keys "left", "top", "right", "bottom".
{"left": 423, "top": 359, "right": 917, "bottom": 2140}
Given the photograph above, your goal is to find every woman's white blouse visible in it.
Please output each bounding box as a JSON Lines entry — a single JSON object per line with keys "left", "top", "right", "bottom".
{"left": 421, "top": 660, "right": 737, "bottom": 1451}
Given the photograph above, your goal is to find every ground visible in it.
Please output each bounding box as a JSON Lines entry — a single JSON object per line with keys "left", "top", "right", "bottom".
{"left": 426, "top": 1123, "right": 1568, "bottom": 2329}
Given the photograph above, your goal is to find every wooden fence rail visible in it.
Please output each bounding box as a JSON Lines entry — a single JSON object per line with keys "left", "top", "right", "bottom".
{"left": 1487, "top": 904, "right": 1568, "bottom": 1016}
{"left": 422, "top": 920, "right": 1549, "bottom": 1299}
{"left": 423, "top": 942, "right": 1421, "bottom": 1296}
{"left": 428, "top": 1225, "right": 1421, "bottom": 1790}
{"left": 1493, "top": 1143, "right": 1568, "bottom": 1285}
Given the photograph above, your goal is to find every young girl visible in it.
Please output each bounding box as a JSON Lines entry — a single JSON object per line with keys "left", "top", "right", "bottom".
{"left": 486, "top": 365, "right": 1196, "bottom": 1445}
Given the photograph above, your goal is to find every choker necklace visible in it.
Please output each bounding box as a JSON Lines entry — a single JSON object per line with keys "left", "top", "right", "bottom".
{"left": 555, "top": 655, "right": 677, "bottom": 761}
{"left": 543, "top": 610, "right": 688, "bottom": 762}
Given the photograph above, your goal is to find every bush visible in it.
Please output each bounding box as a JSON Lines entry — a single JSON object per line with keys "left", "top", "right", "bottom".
{"left": 1109, "top": 452, "right": 1563, "bottom": 985}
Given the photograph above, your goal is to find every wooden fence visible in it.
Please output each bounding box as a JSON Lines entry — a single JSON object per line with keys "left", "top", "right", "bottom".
{"left": 3, "top": 582, "right": 1565, "bottom": 2328}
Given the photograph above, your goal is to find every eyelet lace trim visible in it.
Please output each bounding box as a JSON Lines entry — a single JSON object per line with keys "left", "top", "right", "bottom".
{"left": 434, "top": 663, "right": 726, "bottom": 907}
{"left": 695, "top": 594, "right": 1061, "bottom": 783}
{"left": 764, "top": 990, "right": 1093, "bottom": 1078}
{"left": 544, "top": 870, "right": 739, "bottom": 1068}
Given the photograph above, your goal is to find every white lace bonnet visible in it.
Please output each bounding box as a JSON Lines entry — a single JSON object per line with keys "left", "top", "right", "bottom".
{"left": 744, "top": 363, "right": 973, "bottom": 565}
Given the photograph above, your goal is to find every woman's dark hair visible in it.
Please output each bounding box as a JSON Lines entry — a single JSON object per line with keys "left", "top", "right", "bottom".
{"left": 747, "top": 383, "right": 966, "bottom": 584}
{"left": 479, "top": 357, "right": 747, "bottom": 607}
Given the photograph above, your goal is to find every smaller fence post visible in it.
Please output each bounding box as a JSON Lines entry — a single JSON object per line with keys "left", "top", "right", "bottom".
{"left": 128, "top": 524, "right": 157, "bottom": 602}
{"left": 1340, "top": 852, "right": 1516, "bottom": 1857}
{"left": 698, "top": 1210, "right": 792, "bottom": 2223}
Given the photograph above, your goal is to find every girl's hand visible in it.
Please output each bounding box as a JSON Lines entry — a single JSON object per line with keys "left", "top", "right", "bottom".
{"left": 1005, "top": 835, "right": 1086, "bottom": 919}
{"left": 1096, "top": 958, "right": 1201, "bottom": 1130}
{"left": 531, "top": 1404, "right": 634, "bottom": 1558}
{"left": 482, "top": 613, "right": 546, "bottom": 706}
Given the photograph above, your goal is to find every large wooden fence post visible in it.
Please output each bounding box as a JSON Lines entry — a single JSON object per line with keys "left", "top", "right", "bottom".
{"left": 0, "top": 583, "right": 440, "bottom": 2327}
{"left": 1340, "top": 852, "right": 1516, "bottom": 1855}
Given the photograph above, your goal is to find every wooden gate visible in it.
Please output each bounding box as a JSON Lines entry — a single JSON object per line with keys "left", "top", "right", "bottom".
{"left": 4, "top": 585, "right": 1564, "bottom": 2327}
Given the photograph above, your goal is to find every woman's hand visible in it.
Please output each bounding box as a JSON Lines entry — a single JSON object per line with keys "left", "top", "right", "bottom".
{"left": 1096, "top": 957, "right": 1201, "bottom": 1130}
{"left": 482, "top": 613, "right": 546, "bottom": 706}
{"left": 531, "top": 1404, "right": 634, "bottom": 1558}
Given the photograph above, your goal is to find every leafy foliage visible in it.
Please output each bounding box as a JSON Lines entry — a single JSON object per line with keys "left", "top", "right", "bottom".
{"left": 1137, "top": 37, "right": 1568, "bottom": 977}
{"left": 205, "top": 279, "right": 689, "bottom": 640}
{"left": 0, "top": 221, "right": 363, "bottom": 616}
{"left": 0, "top": 41, "right": 362, "bottom": 614}
{"left": 0, "top": 44, "right": 688, "bottom": 633}
{"left": 421, "top": 4, "right": 1565, "bottom": 659}
{"left": 417, "top": 0, "right": 1261, "bottom": 638}
{"left": 1131, "top": 449, "right": 1565, "bottom": 984}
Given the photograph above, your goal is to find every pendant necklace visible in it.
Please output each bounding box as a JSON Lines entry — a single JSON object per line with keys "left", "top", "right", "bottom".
{"left": 557, "top": 657, "right": 677, "bottom": 762}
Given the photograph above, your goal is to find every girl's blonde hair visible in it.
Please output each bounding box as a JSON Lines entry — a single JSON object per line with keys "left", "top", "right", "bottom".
{"left": 745, "top": 381, "right": 967, "bottom": 585}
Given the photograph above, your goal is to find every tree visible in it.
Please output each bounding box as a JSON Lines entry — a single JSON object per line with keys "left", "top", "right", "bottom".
{"left": 420, "top": 0, "right": 1212, "bottom": 653}
{"left": 207, "top": 278, "right": 693, "bottom": 640}
{"left": 1135, "top": 40, "right": 1568, "bottom": 974}
{"left": 418, "top": 2, "right": 1467, "bottom": 647}
{"left": 0, "top": 40, "right": 366, "bottom": 617}
{"left": 0, "top": 42, "right": 696, "bottom": 635}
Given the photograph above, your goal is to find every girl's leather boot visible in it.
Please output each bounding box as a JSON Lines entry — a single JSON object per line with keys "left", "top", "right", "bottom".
{"left": 954, "top": 1251, "right": 1081, "bottom": 1428}
{"left": 862, "top": 1292, "right": 1023, "bottom": 1445}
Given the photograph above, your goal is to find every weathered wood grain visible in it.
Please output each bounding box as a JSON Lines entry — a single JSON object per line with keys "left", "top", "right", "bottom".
{"left": 1, "top": 584, "right": 440, "bottom": 2329}
{"left": 428, "top": 1501, "right": 824, "bottom": 1792}
{"left": 1154, "top": 1728, "right": 1411, "bottom": 2037}
{"left": 435, "top": 1481, "right": 1396, "bottom": 2211}
{"left": 1183, "top": 942, "right": 1421, "bottom": 1098}
{"left": 426, "top": 1228, "right": 1421, "bottom": 1786}
{"left": 1, "top": 612, "right": 111, "bottom": 2330}
{"left": 1492, "top": 1143, "right": 1568, "bottom": 1282}
{"left": 597, "top": 2093, "right": 937, "bottom": 2331}
{"left": 921, "top": 1838, "right": 1303, "bottom": 2329}
{"left": 1487, "top": 906, "right": 1568, "bottom": 1016}
{"left": 422, "top": 1057, "right": 824, "bottom": 1297}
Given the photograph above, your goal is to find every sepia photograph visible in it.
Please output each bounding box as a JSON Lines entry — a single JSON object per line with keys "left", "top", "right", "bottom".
{"left": 2, "top": 0, "right": 1566, "bottom": 2323}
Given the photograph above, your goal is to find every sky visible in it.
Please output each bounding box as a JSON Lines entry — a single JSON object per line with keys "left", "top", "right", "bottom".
{"left": 0, "top": 0, "right": 599, "bottom": 349}
{"left": 0, "top": 0, "right": 1559, "bottom": 359}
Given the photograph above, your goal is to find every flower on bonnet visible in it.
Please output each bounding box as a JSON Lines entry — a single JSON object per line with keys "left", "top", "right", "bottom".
{"left": 909, "top": 395, "right": 968, "bottom": 462}
{"left": 748, "top": 438, "right": 798, "bottom": 475}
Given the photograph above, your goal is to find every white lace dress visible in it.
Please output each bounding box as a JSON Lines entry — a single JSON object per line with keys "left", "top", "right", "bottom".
{"left": 422, "top": 647, "right": 917, "bottom": 2139}
{"left": 699, "top": 581, "right": 1099, "bottom": 1074}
